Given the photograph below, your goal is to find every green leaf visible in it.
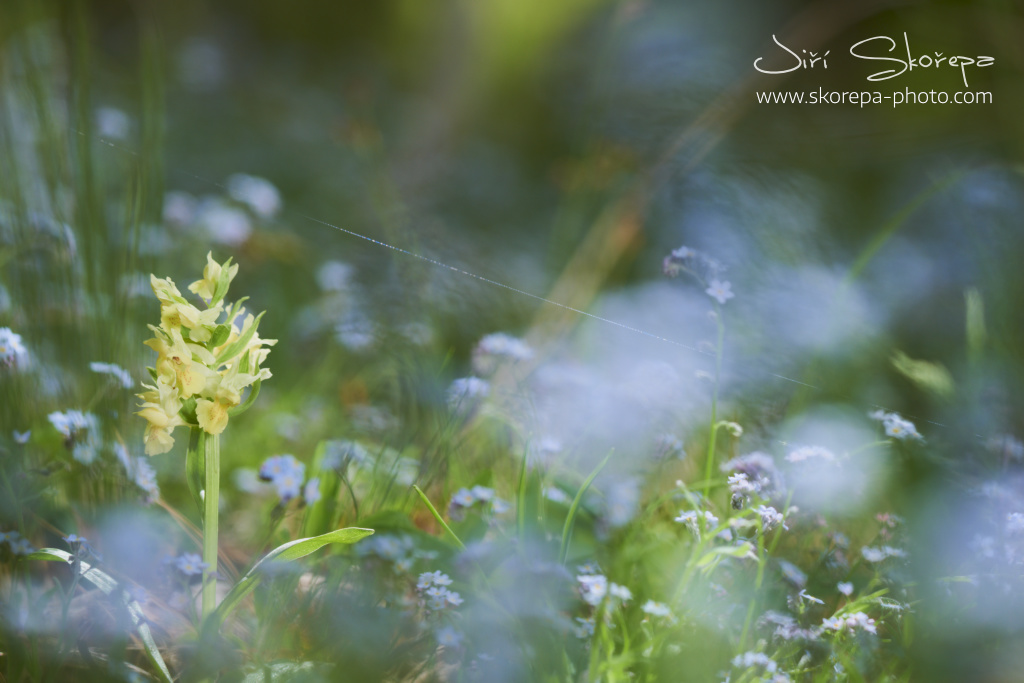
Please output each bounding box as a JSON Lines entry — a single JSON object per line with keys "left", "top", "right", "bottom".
{"left": 228, "top": 378, "right": 261, "bottom": 417}
{"left": 146, "top": 366, "right": 158, "bottom": 383}
{"left": 210, "top": 257, "right": 234, "bottom": 306}
{"left": 207, "top": 527, "right": 373, "bottom": 629}
{"left": 186, "top": 428, "right": 206, "bottom": 519}
{"left": 225, "top": 296, "right": 250, "bottom": 324}
{"left": 216, "top": 311, "right": 264, "bottom": 364}
{"left": 696, "top": 543, "right": 757, "bottom": 568}
{"left": 242, "top": 660, "right": 332, "bottom": 683}
{"left": 891, "top": 350, "right": 953, "bottom": 398}
{"left": 965, "top": 287, "right": 986, "bottom": 365}
{"left": 178, "top": 396, "right": 199, "bottom": 425}
{"left": 208, "top": 323, "right": 232, "bottom": 348}
{"left": 25, "top": 548, "right": 173, "bottom": 683}
{"left": 301, "top": 442, "right": 342, "bottom": 538}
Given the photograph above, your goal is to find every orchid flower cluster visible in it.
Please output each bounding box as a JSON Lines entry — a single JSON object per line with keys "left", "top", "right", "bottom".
{"left": 137, "top": 253, "right": 275, "bottom": 455}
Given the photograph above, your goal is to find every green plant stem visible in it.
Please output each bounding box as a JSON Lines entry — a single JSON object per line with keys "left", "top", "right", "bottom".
{"left": 702, "top": 311, "right": 725, "bottom": 501}
{"left": 737, "top": 515, "right": 767, "bottom": 652}
{"left": 202, "top": 432, "right": 220, "bottom": 619}
{"left": 516, "top": 442, "right": 530, "bottom": 544}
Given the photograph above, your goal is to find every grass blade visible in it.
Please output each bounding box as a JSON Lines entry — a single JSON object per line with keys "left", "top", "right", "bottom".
{"left": 559, "top": 449, "right": 612, "bottom": 566}
{"left": 412, "top": 485, "right": 466, "bottom": 550}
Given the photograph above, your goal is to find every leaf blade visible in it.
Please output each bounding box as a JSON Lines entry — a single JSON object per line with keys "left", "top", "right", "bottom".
{"left": 25, "top": 549, "right": 173, "bottom": 683}
{"left": 207, "top": 527, "right": 373, "bottom": 628}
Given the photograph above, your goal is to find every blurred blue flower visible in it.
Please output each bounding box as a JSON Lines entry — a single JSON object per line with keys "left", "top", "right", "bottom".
{"left": 174, "top": 553, "right": 208, "bottom": 577}
{"left": 48, "top": 410, "right": 101, "bottom": 464}
{"left": 259, "top": 454, "right": 306, "bottom": 502}
{"left": 303, "top": 477, "right": 321, "bottom": 504}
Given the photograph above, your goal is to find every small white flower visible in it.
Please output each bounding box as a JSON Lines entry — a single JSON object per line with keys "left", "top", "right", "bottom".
{"left": 732, "top": 651, "right": 777, "bottom": 673}
{"left": 675, "top": 510, "right": 698, "bottom": 526}
{"left": 545, "top": 486, "right": 571, "bottom": 505}
{"left": 821, "top": 616, "right": 845, "bottom": 631}
{"left": 48, "top": 410, "right": 101, "bottom": 464}
{"left": 417, "top": 570, "right": 453, "bottom": 589}
{"left": 435, "top": 626, "right": 463, "bottom": 648}
{"left": 603, "top": 477, "right": 640, "bottom": 528}
{"left": 641, "top": 600, "right": 672, "bottom": 618}
{"left": 447, "top": 377, "right": 490, "bottom": 409}
{"left": 197, "top": 200, "right": 252, "bottom": 246}
{"left": 536, "top": 436, "right": 563, "bottom": 456}
{"left": 227, "top": 173, "right": 281, "bottom": 218}
{"left": 861, "top": 545, "right": 907, "bottom": 563}
{"left": 609, "top": 583, "right": 632, "bottom": 602}
{"left": 719, "top": 421, "right": 743, "bottom": 437}
{"left": 335, "top": 313, "right": 375, "bottom": 350}
{"left": 96, "top": 105, "right": 132, "bottom": 139}
{"left": 845, "top": 611, "right": 877, "bottom": 634}
{"left": 316, "top": 260, "right": 353, "bottom": 292}
{"left": 869, "top": 410, "right": 923, "bottom": 441}
{"left": 837, "top": 582, "right": 854, "bottom": 596}
{"left": 884, "top": 416, "right": 920, "bottom": 440}
{"left": 13, "top": 431, "right": 30, "bottom": 444}
{"left": 90, "top": 362, "right": 134, "bottom": 388}
{"left": 163, "top": 191, "right": 197, "bottom": 226}
{"left": 573, "top": 616, "right": 595, "bottom": 639}
{"left": 675, "top": 510, "right": 718, "bottom": 539}
{"left": 0, "top": 328, "right": 28, "bottom": 367}
{"left": 757, "top": 505, "right": 786, "bottom": 532}
{"left": 96, "top": 107, "right": 131, "bottom": 139}
{"left": 728, "top": 473, "right": 757, "bottom": 508}
{"left": 786, "top": 445, "right": 836, "bottom": 463}
{"left": 778, "top": 560, "right": 807, "bottom": 587}
{"left": 861, "top": 546, "right": 886, "bottom": 563}
{"left": 987, "top": 435, "right": 1024, "bottom": 461}
{"left": 705, "top": 280, "right": 734, "bottom": 304}
{"left": 577, "top": 574, "right": 608, "bottom": 606}
{"left": 823, "top": 611, "right": 877, "bottom": 635}
{"left": 473, "top": 332, "right": 533, "bottom": 365}
{"left": 655, "top": 433, "right": 685, "bottom": 458}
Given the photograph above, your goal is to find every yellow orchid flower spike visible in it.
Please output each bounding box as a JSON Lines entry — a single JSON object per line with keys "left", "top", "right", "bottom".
{"left": 138, "top": 251, "right": 272, "bottom": 622}
{"left": 139, "top": 252, "right": 271, "bottom": 449}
